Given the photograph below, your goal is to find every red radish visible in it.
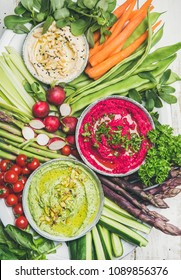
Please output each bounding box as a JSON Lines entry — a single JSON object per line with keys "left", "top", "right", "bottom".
{"left": 29, "top": 119, "right": 45, "bottom": 129}
{"left": 22, "top": 126, "right": 35, "bottom": 140}
{"left": 36, "top": 134, "right": 50, "bottom": 146}
{"left": 32, "top": 101, "right": 49, "bottom": 118}
{"left": 71, "top": 148, "right": 81, "bottom": 159}
{"left": 48, "top": 137, "right": 66, "bottom": 150}
{"left": 66, "top": 135, "right": 76, "bottom": 146}
{"left": 59, "top": 103, "right": 71, "bottom": 116}
{"left": 46, "top": 86, "right": 66, "bottom": 105}
{"left": 61, "top": 116, "right": 78, "bottom": 135}
{"left": 61, "top": 145, "right": 71, "bottom": 156}
{"left": 44, "top": 116, "right": 61, "bottom": 133}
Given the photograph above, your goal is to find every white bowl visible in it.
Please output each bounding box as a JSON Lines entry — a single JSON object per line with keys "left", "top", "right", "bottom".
{"left": 22, "top": 22, "right": 89, "bottom": 85}
{"left": 22, "top": 158, "right": 104, "bottom": 242}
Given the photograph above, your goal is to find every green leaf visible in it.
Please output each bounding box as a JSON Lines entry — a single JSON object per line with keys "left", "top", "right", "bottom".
{"left": 0, "top": 245, "right": 19, "bottom": 260}
{"left": 86, "top": 27, "right": 95, "bottom": 47}
{"left": 4, "top": 15, "right": 32, "bottom": 29}
{"left": 107, "top": 0, "right": 117, "bottom": 12}
{"left": 128, "top": 89, "right": 142, "bottom": 103}
{"left": 33, "top": 12, "right": 47, "bottom": 22}
{"left": 13, "top": 24, "right": 30, "bottom": 34}
{"left": 154, "top": 96, "right": 163, "bottom": 108}
{"left": 71, "top": 18, "right": 89, "bottom": 36}
{"left": 83, "top": 0, "right": 98, "bottom": 9}
{"left": 23, "top": 81, "right": 33, "bottom": 93}
{"left": 138, "top": 72, "right": 157, "bottom": 83}
{"left": 43, "top": 16, "right": 54, "bottom": 33}
{"left": 159, "top": 69, "right": 171, "bottom": 85}
{"left": 21, "top": 0, "right": 34, "bottom": 12}
{"left": 77, "top": 0, "right": 86, "bottom": 9}
{"left": 145, "top": 98, "right": 155, "bottom": 111}
{"left": 14, "top": 3, "right": 26, "bottom": 15}
{"left": 50, "top": 0, "right": 65, "bottom": 12}
{"left": 40, "top": 0, "right": 50, "bottom": 13}
{"left": 54, "top": 7, "right": 70, "bottom": 20}
{"left": 159, "top": 92, "right": 177, "bottom": 104}
{"left": 56, "top": 18, "right": 70, "bottom": 28}
{"left": 160, "top": 85, "right": 176, "bottom": 94}
{"left": 34, "top": 236, "right": 55, "bottom": 254}
{"left": 96, "top": 0, "right": 108, "bottom": 12}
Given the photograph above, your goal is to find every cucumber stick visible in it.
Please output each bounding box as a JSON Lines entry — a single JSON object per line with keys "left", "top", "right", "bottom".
{"left": 92, "top": 226, "right": 106, "bottom": 260}
{"left": 97, "top": 224, "right": 112, "bottom": 260}
{"left": 111, "top": 233, "right": 123, "bottom": 258}
{"left": 104, "top": 197, "right": 136, "bottom": 220}
{"left": 68, "top": 240, "right": 78, "bottom": 260}
{"left": 100, "top": 216, "right": 148, "bottom": 247}
{"left": 102, "top": 207, "right": 151, "bottom": 234}
{"left": 76, "top": 231, "right": 93, "bottom": 260}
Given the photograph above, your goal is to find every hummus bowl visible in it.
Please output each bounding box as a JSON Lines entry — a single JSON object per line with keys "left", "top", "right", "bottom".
{"left": 76, "top": 96, "right": 155, "bottom": 177}
{"left": 22, "top": 21, "right": 89, "bottom": 85}
{"left": 22, "top": 158, "right": 104, "bottom": 241}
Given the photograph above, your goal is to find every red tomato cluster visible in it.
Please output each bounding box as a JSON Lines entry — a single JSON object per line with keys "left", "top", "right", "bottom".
{"left": 0, "top": 155, "right": 40, "bottom": 230}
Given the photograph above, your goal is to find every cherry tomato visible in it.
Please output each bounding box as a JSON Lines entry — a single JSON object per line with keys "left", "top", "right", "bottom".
{"left": 5, "top": 194, "right": 18, "bottom": 206}
{"left": 19, "top": 176, "right": 27, "bottom": 185}
{"left": 22, "top": 166, "right": 31, "bottom": 175}
{"left": 0, "top": 160, "right": 12, "bottom": 172}
{"left": 0, "top": 172, "right": 5, "bottom": 184}
{"left": 0, "top": 185, "right": 10, "bottom": 198}
{"left": 17, "top": 193, "right": 23, "bottom": 203}
{"left": 4, "top": 170, "right": 18, "bottom": 184}
{"left": 16, "top": 154, "right": 27, "bottom": 167}
{"left": 13, "top": 203, "right": 24, "bottom": 216}
{"left": 10, "top": 164, "right": 22, "bottom": 176}
{"left": 27, "top": 158, "right": 40, "bottom": 171}
{"left": 15, "top": 215, "right": 28, "bottom": 229}
{"left": 12, "top": 181, "right": 24, "bottom": 193}
{"left": 61, "top": 145, "right": 71, "bottom": 156}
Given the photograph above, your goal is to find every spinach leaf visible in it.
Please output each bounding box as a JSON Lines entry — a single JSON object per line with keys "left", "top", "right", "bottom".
{"left": 14, "top": 3, "right": 27, "bottom": 15}
{"left": 106, "top": 0, "right": 117, "bottom": 12}
{"left": 50, "top": 0, "right": 65, "bottom": 12}
{"left": 71, "top": 18, "right": 90, "bottom": 36}
{"left": 83, "top": 0, "right": 98, "bottom": 10}
{"left": 13, "top": 24, "right": 30, "bottom": 34}
{"left": 43, "top": 15, "right": 54, "bottom": 33}
{"left": 34, "top": 236, "right": 55, "bottom": 254}
{"left": 4, "top": 15, "right": 32, "bottom": 29}
{"left": 0, "top": 245, "right": 19, "bottom": 260}
{"left": 20, "top": 0, "right": 34, "bottom": 12}
{"left": 5, "top": 224, "right": 38, "bottom": 252}
{"left": 54, "top": 7, "right": 70, "bottom": 20}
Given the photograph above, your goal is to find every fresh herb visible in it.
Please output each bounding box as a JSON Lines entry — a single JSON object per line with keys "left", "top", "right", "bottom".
{"left": 0, "top": 222, "right": 61, "bottom": 260}
{"left": 138, "top": 124, "right": 181, "bottom": 186}
{"left": 4, "top": 0, "right": 117, "bottom": 47}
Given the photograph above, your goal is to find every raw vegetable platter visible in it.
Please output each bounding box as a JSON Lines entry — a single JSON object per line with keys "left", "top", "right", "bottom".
{"left": 0, "top": 0, "right": 181, "bottom": 260}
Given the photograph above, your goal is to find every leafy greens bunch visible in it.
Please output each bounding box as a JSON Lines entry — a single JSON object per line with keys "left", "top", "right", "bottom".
{"left": 0, "top": 222, "right": 60, "bottom": 260}
{"left": 4, "top": 0, "right": 117, "bottom": 47}
{"left": 138, "top": 123, "right": 181, "bottom": 186}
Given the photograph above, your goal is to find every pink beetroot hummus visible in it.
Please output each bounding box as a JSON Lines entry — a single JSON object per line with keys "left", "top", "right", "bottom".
{"left": 77, "top": 97, "right": 154, "bottom": 175}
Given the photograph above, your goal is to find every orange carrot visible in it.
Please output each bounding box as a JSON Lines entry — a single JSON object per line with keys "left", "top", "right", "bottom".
{"left": 102, "top": 0, "right": 136, "bottom": 48}
{"left": 89, "top": 0, "right": 136, "bottom": 57}
{"left": 89, "top": 0, "right": 152, "bottom": 67}
{"left": 129, "top": 5, "right": 154, "bottom": 20}
{"left": 86, "top": 20, "right": 161, "bottom": 79}
{"left": 113, "top": 0, "right": 135, "bottom": 18}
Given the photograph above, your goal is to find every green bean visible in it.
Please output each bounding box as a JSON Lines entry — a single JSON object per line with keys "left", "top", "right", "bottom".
{"left": 123, "top": 12, "right": 162, "bottom": 49}
{"left": 141, "top": 42, "right": 181, "bottom": 66}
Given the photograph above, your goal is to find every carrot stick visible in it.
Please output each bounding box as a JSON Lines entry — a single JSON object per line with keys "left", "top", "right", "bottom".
{"left": 104, "top": 0, "right": 137, "bottom": 45}
{"left": 89, "top": 0, "right": 152, "bottom": 67}
{"left": 89, "top": 0, "right": 136, "bottom": 57}
{"left": 113, "top": 0, "right": 135, "bottom": 18}
{"left": 129, "top": 5, "right": 154, "bottom": 20}
{"left": 86, "top": 20, "right": 161, "bottom": 79}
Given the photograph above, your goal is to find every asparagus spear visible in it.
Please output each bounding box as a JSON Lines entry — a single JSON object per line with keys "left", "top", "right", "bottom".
{"left": 111, "top": 177, "right": 168, "bottom": 208}
{"left": 99, "top": 175, "right": 169, "bottom": 222}
{"left": 102, "top": 184, "right": 181, "bottom": 236}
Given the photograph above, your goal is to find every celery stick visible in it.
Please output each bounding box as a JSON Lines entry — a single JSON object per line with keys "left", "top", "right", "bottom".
{"left": 2, "top": 52, "right": 25, "bottom": 83}
{"left": 0, "top": 56, "right": 34, "bottom": 109}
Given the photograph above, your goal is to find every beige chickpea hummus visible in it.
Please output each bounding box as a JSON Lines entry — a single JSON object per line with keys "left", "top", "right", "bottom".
{"left": 23, "top": 22, "right": 88, "bottom": 84}
{"left": 26, "top": 160, "right": 101, "bottom": 238}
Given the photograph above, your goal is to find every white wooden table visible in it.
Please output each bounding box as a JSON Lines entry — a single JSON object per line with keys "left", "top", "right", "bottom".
{"left": 0, "top": 0, "right": 181, "bottom": 260}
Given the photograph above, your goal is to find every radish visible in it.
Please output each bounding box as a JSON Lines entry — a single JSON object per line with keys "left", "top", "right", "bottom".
{"left": 66, "top": 135, "right": 76, "bottom": 147}
{"left": 59, "top": 103, "right": 71, "bottom": 117}
{"left": 44, "top": 116, "right": 61, "bottom": 133}
{"left": 36, "top": 134, "right": 50, "bottom": 146}
{"left": 32, "top": 101, "right": 50, "bottom": 118}
{"left": 46, "top": 86, "right": 66, "bottom": 105}
{"left": 22, "top": 126, "right": 35, "bottom": 140}
{"left": 61, "top": 116, "right": 78, "bottom": 135}
{"left": 29, "top": 119, "right": 45, "bottom": 129}
{"left": 48, "top": 137, "right": 66, "bottom": 150}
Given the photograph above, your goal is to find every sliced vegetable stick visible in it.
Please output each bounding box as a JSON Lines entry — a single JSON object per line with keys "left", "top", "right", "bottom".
{"left": 89, "top": 0, "right": 136, "bottom": 57}
{"left": 87, "top": 20, "right": 161, "bottom": 79}
{"left": 89, "top": 0, "right": 152, "bottom": 67}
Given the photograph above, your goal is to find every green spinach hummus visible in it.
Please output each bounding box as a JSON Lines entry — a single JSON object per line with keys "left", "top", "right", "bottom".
{"left": 27, "top": 160, "right": 101, "bottom": 238}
